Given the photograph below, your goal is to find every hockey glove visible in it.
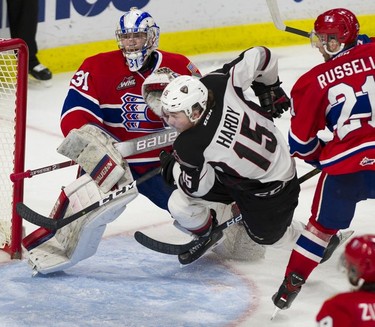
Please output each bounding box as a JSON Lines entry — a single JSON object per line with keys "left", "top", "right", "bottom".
{"left": 159, "top": 150, "right": 176, "bottom": 187}
{"left": 251, "top": 79, "right": 291, "bottom": 118}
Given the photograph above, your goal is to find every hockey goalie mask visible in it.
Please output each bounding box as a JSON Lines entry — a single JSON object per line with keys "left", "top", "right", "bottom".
{"left": 142, "top": 67, "right": 180, "bottom": 117}
{"left": 311, "top": 8, "right": 359, "bottom": 56}
{"left": 344, "top": 235, "right": 375, "bottom": 287}
{"left": 116, "top": 7, "right": 160, "bottom": 72}
{"left": 161, "top": 75, "right": 208, "bottom": 124}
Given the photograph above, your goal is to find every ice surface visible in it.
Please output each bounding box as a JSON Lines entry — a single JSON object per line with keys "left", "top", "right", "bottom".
{"left": 0, "top": 45, "right": 372, "bottom": 327}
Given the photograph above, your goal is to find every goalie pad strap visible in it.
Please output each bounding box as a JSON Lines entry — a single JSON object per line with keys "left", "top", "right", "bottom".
{"left": 90, "top": 155, "right": 120, "bottom": 188}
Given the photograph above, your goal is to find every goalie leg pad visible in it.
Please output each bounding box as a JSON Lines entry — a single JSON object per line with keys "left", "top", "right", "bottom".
{"left": 25, "top": 172, "right": 137, "bottom": 275}
{"left": 57, "top": 124, "right": 126, "bottom": 193}
{"left": 211, "top": 202, "right": 266, "bottom": 261}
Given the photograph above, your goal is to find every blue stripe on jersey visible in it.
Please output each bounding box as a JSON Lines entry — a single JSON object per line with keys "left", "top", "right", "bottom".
{"left": 357, "top": 34, "right": 373, "bottom": 44}
{"left": 61, "top": 89, "right": 103, "bottom": 119}
{"left": 288, "top": 132, "right": 319, "bottom": 157}
{"left": 320, "top": 142, "right": 375, "bottom": 168}
{"left": 326, "top": 94, "right": 372, "bottom": 132}
{"left": 296, "top": 234, "right": 325, "bottom": 258}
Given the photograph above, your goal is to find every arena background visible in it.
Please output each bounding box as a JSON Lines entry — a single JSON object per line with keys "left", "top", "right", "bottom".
{"left": 0, "top": 0, "right": 374, "bottom": 74}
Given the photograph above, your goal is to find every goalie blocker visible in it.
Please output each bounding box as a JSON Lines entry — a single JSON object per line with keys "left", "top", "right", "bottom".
{"left": 57, "top": 124, "right": 127, "bottom": 193}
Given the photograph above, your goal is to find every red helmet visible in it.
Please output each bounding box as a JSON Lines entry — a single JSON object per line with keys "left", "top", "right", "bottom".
{"left": 345, "top": 235, "right": 375, "bottom": 286}
{"left": 314, "top": 8, "right": 359, "bottom": 45}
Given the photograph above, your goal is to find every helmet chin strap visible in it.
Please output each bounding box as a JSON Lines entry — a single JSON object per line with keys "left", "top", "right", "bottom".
{"left": 323, "top": 42, "right": 345, "bottom": 56}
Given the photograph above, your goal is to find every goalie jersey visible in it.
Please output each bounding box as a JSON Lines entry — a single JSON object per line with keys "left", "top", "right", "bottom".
{"left": 60, "top": 49, "right": 200, "bottom": 174}
{"left": 288, "top": 41, "right": 375, "bottom": 175}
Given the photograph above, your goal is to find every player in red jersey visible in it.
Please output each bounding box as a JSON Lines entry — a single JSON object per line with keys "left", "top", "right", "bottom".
{"left": 21, "top": 7, "right": 201, "bottom": 275}
{"left": 316, "top": 235, "right": 375, "bottom": 327}
{"left": 273, "top": 8, "right": 375, "bottom": 312}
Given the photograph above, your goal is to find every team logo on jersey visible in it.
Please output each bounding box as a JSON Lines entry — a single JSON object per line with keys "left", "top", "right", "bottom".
{"left": 360, "top": 157, "right": 375, "bottom": 166}
{"left": 121, "top": 93, "right": 164, "bottom": 132}
{"left": 116, "top": 76, "right": 137, "bottom": 90}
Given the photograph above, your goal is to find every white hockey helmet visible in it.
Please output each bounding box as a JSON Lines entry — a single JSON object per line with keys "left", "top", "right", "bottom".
{"left": 115, "top": 7, "right": 160, "bottom": 71}
{"left": 161, "top": 75, "right": 208, "bottom": 123}
{"left": 142, "top": 67, "right": 180, "bottom": 117}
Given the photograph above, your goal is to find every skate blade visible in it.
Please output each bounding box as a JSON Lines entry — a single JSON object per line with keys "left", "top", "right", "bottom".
{"left": 271, "top": 307, "right": 281, "bottom": 320}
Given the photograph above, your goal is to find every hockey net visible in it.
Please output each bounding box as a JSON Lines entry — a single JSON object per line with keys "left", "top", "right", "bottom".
{"left": 0, "top": 38, "right": 28, "bottom": 259}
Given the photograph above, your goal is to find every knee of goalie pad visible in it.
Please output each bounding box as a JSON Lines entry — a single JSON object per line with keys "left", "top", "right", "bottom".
{"left": 211, "top": 202, "right": 266, "bottom": 261}
{"left": 213, "top": 222, "right": 266, "bottom": 261}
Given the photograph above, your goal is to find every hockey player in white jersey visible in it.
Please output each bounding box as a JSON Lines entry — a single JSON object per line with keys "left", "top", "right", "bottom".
{"left": 155, "top": 46, "right": 305, "bottom": 264}
{"left": 151, "top": 46, "right": 346, "bottom": 265}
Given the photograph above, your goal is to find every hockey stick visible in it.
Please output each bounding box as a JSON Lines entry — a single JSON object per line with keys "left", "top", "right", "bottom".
{"left": 16, "top": 166, "right": 161, "bottom": 230}
{"left": 10, "top": 160, "right": 76, "bottom": 182}
{"left": 10, "top": 128, "right": 178, "bottom": 181}
{"left": 134, "top": 168, "right": 321, "bottom": 255}
{"left": 266, "top": 0, "right": 310, "bottom": 38}
{"left": 297, "top": 167, "right": 320, "bottom": 184}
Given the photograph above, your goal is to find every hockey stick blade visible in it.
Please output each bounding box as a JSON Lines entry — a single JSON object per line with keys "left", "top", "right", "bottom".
{"left": 134, "top": 214, "right": 243, "bottom": 255}
{"left": 16, "top": 167, "right": 161, "bottom": 230}
{"left": 134, "top": 231, "right": 208, "bottom": 255}
{"left": 266, "top": 0, "right": 310, "bottom": 38}
{"left": 135, "top": 168, "right": 319, "bottom": 255}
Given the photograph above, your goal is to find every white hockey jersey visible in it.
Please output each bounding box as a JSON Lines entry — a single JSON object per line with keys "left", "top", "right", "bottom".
{"left": 172, "top": 47, "right": 295, "bottom": 198}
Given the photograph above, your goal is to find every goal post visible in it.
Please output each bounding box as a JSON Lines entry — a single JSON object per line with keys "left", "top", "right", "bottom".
{"left": 0, "top": 38, "right": 28, "bottom": 259}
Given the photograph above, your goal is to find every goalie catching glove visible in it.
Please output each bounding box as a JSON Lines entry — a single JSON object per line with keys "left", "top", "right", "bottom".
{"left": 57, "top": 124, "right": 126, "bottom": 193}
{"left": 142, "top": 67, "right": 180, "bottom": 117}
{"left": 251, "top": 78, "right": 290, "bottom": 118}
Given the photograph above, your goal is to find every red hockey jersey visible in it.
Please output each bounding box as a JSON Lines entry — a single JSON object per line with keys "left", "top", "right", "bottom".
{"left": 316, "top": 290, "right": 375, "bottom": 327}
{"left": 60, "top": 49, "right": 200, "bottom": 174}
{"left": 288, "top": 42, "right": 375, "bottom": 175}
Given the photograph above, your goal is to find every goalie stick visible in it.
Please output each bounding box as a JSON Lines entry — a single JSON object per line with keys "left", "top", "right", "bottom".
{"left": 16, "top": 166, "right": 161, "bottom": 230}
{"left": 134, "top": 168, "right": 321, "bottom": 255}
{"left": 266, "top": 0, "right": 310, "bottom": 38}
{"left": 10, "top": 128, "right": 178, "bottom": 181}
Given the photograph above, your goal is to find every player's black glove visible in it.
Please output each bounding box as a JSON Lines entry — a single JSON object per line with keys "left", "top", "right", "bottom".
{"left": 159, "top": 150, "right": 176, "bottom": 187}
{"left": 251, "top": 79, "right": 291, "bottom": 118}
